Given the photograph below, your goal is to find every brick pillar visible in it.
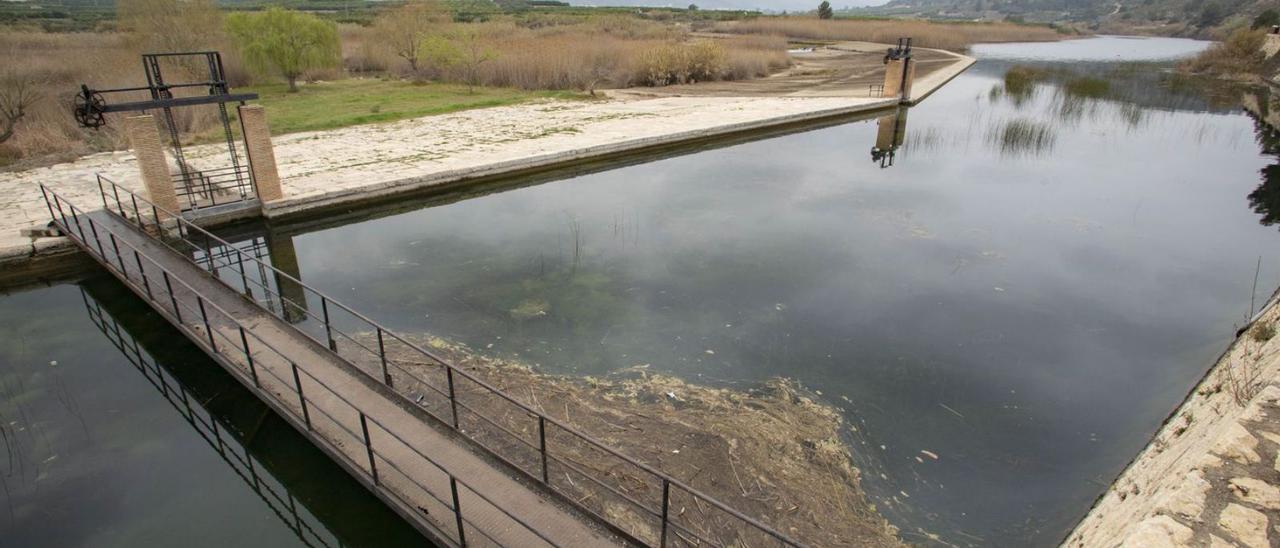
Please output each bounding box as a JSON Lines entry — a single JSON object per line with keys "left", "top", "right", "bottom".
{"left": 124, "top": 115, "right": 179, "bottom": 216}
{"left": 882, "top": 57, "right": 915, "bottom": 103}
{"left": 882, "top": 58, "right": 905, "bottom": 99}
{"left": 901, "top": 58, "right": 916, "bottom": 101}
{"left": 238, "top": 104, "right": 283, "bottom": 203}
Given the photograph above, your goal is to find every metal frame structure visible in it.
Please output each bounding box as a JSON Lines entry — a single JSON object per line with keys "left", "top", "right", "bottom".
{"left": 76, "top": 175, "right": 809, "bottom": 548}
{"left": 73, "top": 51, "right": 259, "bottom": 212}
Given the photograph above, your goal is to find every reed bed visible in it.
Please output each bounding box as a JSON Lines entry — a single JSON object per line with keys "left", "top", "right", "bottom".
{"left": 716, "top": 18, "right": 1064, "bottom": 51}
{"left": 343, "top": 19, "right": 790, "bottom": 91}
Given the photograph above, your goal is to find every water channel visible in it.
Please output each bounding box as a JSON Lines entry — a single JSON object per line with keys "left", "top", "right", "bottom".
{"left": 4, "top": 35, "right": 1279, "bottom": 546}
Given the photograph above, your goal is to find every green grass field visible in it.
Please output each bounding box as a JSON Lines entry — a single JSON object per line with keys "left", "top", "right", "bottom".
{"left": 242, "top": 79, "right": 583, "bottom": 135}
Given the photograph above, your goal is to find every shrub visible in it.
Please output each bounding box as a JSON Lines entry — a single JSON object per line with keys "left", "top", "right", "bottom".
{"left": 635, "top": 41, "right": 727, "bottom": 86}
{"left": 1180, "top": 28, "right": 1267, "bottom": 77}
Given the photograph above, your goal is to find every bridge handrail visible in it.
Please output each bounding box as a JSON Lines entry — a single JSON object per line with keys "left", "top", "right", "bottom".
{"left": 42, "top": 184, "right": 564, "bottom": 548}
{"left": 91, "top": 175, "right": 806, "bottom": 548}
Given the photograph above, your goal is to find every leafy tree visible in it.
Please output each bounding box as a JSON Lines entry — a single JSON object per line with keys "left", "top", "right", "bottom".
{"left": 688, "top": 3, "right": 698, "bottom": 10}
{"left": 226, "top": 8, "right": 340, "bottom": 93}
{"left": 374, "top": 0, "right": 450, "bottom": 75}
{"left": 817, "top": 0, "right": 833, "bottom": 20}
{"left": 1253, "top": 9, "right": 1280, "bottom": 30}
{"left": 419, "top": 26, "right": 497, "bottom": 93}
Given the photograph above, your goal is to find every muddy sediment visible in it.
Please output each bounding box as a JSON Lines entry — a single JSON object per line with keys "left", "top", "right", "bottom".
{"left": 344, "top": 332, "right": 901, "bottom": 547}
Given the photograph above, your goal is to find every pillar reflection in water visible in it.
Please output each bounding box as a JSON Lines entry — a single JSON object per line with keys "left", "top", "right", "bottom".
{"left": 870, "top": 107, "right": 909, "bottom": 169}
{"left": 186, "top": 227, "right": 311, "bottom": 325}
{"left": 266, "top": 231, "right": 309, "bottom": 324}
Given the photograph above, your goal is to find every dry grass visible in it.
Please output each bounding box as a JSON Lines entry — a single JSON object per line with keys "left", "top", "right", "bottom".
{"left": 343, "top": 19, "right": 789, "bottom": 91}
{"left": 1180, "top": 28, "right": 1268, "bottom": 78}
{"left": 717, "top": 17, "right": 1063, "bottom": 51}
{"left": 1, "top": 14, "right": 790, "bottom": 166}
{"left": 0, "top": 31, "right": 137, "bottom": 165}
{"left": 0, "top": 28, "right": 257, "bottom": 167}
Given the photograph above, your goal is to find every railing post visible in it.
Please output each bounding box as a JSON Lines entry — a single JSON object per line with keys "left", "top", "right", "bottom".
{"left": 133, "top": 250, "right": 152, "bottom": 300}
{"left": 69, "top": 205, "right": 87, "bottom": 242}
{"left": 321, "top": 297, "right": 336, "bottom": 351}
{"left": 130, "top": 194, "right": 142, "bottom": 228}
{"left": 450, "top": 476, "right": 467, "bottom": 547}
{"left": 38, "top": 185, "right": 57, "bottom": 225}
{"left": 237, "top": 249, "right": 252, "bottom": 299}
{"left": 539, "top": 415, "right": 549, "bottom": 484}
{"left": 291, "top": 362, "right": 311, "bottom": 429}
{"left": 162, "top": 270, "right": 182, "bottom": 323}
{"left": 111, "top": 182, "right": 123, "bottom": 218}
{"left": 86, "top": 218, "right": 106, "bottom": 258}
{"left": 107, "top": 233, "right": 127, "bottom": 273}
{"left": 51, "top": 193, "right": 70, "bottom": 231}
{"left": 447, "top": 367, "right": 459, "bottom": 429}
{"left": 203, "top": 231, "right": 216, "bottom": 275}
{"left": 660, "top": 478, "right": 670, "bottom": 547}
{"left": 240, "top": 326, "right": 260, "bottom": 388}
{"left": 97, "top": 176, "right": 109, "bottom": 210}
{"left": 197, "top": 296, "right": 217, "bottom": 351}
{"left": 160, "top": 270, "right": 183, "bottom": 322}
{"left": 360, "top": 413, "right": 378, "bottom": 485}
{"left": 377, "top": 328, "right": 392, "bottom": 386}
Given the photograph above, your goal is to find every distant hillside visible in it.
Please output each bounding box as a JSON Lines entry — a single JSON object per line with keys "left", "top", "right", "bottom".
{"left": 866, "top": 0, "right": 1280, "bottom": 37}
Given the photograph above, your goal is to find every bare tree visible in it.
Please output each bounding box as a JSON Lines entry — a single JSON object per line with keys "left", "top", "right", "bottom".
{"left": 374, "top": 0, "right": 450, "bottom": 75}
{"left": 0, "top": 68, "right": 40, "bottom": 145}
{"left": 117, "top": 0, "right": 224, "bottom": 53}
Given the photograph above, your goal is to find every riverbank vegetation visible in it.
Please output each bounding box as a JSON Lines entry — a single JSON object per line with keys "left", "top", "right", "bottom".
{"left": 0, "top": 0, "right": 1068, "bottom": 167}
{"left": 0, "top": 0, "right": 794, "bottom": 167}
{"left": 1180, "top": 27, "right": 1270, "bottom": 81}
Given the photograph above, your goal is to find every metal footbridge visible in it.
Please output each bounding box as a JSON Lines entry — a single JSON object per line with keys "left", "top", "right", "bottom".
{"left": 39, "top": 179, "right": 805, "bottom": 548}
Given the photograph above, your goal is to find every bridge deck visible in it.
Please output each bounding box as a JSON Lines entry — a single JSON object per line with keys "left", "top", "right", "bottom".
{"left": 58, "top": 205, "right": 625, "bottom": 548}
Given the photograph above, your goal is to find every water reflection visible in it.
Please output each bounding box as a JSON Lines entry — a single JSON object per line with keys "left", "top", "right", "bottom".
{"left": 78, "top": 287, "right": 344, "bottom": 548}
{"left": 870, "top": 107, "right": 908, "bottom": 168}
{"left": 1245, "top": 104, "right": 1280, "bottom": 229}
{"left": 0, "top": 278, "right": 424, "bottom": 547}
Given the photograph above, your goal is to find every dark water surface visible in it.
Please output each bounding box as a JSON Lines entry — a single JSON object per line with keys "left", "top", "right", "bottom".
{"left": 231, "top": 36, "right": 1280, "bottom": 545}
{"left": 0, "top": 277, "right": 424, "bottom": 547}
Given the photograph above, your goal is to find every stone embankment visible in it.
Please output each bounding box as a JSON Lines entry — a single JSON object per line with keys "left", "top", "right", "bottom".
{"left": 1065, "top": 294, "right": 1280, "bottom": 547}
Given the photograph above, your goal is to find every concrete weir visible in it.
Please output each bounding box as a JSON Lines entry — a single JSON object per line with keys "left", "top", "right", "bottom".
{"left": 0, "top": 44, "right": 974, "bottom": 281}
